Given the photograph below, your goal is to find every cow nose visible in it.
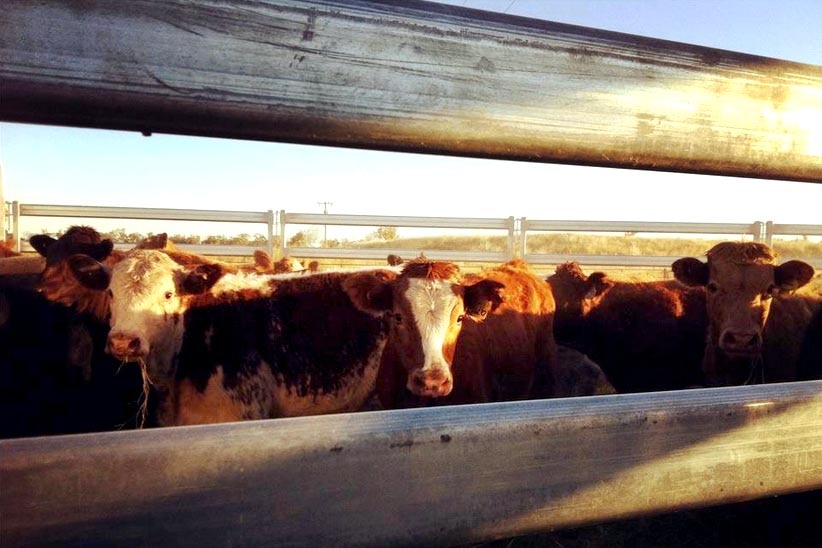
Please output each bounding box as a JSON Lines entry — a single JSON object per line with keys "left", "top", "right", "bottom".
{"left": 719, "top": 329, "right": 762, "bottom": 355}
{"left": 107, "top": 334, "right": 145, "bottom": 360}
{"left": 408, "top": 368, "right": 453, "bottom": 397}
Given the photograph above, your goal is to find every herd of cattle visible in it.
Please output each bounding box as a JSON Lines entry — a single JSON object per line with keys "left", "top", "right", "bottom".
{"left": 1, "top": 226, "right": 821, "bottom": 438}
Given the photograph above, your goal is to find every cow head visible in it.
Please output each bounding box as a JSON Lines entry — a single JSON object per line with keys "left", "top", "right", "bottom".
{"left": 31, "top": 226, "right": 121, "bottom": 321}
{"left": 546, "top": 262, "right": 614, "bottom": 325}
{"left": 67, "top": 250, "right": 225, "bottom": 385}
{"left": 344, "top": 260, "right": 504, "bottom": 398}
{"left": 673, "top": 242, "right": 814, "bottom": 384}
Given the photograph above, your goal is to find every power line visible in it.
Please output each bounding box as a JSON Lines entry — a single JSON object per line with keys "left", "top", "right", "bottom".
{"left": 503, "top": 0, "right": 517, "bottom": 14}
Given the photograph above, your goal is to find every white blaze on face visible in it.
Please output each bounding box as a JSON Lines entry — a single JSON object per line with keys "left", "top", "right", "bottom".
{"left": 107, "top": 251, "right": 189, "bottom": 379}
{"left": 404, "top": 278, "right": 461, "bottom": 372}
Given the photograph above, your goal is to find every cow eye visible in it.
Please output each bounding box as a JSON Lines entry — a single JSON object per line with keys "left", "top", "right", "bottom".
{"left": 394, "top": 313, "right": 402, "bottom": 325}
{"left": 164, "top": 291, "right": 173, "bottom": 300}
{"left": 706, "top": 282, "right": 719, "bottom": 294}
{"left": 456, "top": 314, "right": 465, "bottom": 323}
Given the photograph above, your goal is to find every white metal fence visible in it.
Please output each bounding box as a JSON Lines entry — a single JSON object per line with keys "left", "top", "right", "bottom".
{"left": 8, "top": 201, "right": 820, "bottom": 268}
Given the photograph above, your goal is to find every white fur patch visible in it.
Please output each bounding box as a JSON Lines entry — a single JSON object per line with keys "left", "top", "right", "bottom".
{"left": 404, "top": 278, "right": 460, "bottom": 371}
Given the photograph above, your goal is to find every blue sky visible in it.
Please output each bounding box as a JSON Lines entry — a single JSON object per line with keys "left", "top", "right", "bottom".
{"left": 1, "top": 0, "right": 821, "bottom": 239}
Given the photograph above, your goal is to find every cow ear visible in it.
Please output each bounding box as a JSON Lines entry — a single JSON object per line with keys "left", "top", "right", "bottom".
{"left": 672, "top": 258, "right": 709, "bottom": 287}
{"left": 181, "top": 264, "right": 225, "bottom": 295}
{"left": 29, "top": 234, "right": 57, "bottom": 257}
{"left": 137, "top": 233, "right": 169, "bottom": 250}
{"left": 67, "top": 254, "right": 111, "bottom": 291}
{"left": 584, "top": 272, "right": 614, "bottom": 299}
{"left": 775, "top": 260, "right": 815, "bottom": 292}
{"left": 343, "top": 272, "right": 394, "bottom": 315}
{"left": 464, "top": 280, "right": 505, "bottom": 320}
{"left": 253, "top": 250, "right": 273, "bottom": 270}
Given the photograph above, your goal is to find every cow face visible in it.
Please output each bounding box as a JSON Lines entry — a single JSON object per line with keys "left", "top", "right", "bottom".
{"left": 547, "top": 262, "right": 614, "bottom": 324}
{"left": 68, "top": 250, "right": 224, "bottom": 383}
{"left": 673, "top": 243, "right": 814, "bottom": 379}
{"left": 31, "top": 226, "right": 119, "bottom": 320}
{"left": 344, "top": 261, "right": 503, "bottom": 398}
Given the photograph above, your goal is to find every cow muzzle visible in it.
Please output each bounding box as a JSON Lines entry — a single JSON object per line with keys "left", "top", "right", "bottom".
{"left": 718, "top": 328, "right": 762, "bottom": 358}
{"left": 106, "top": 332, "right": 148, "bottom": 361}
{"left": 407, "top": 367, "right": 453, "bottom": 398}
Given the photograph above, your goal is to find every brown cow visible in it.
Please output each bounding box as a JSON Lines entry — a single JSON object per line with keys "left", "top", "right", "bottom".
{"left": 31, "top": 226, "right": 124, "bottom": 321}
{"left": 343, "top": 259, "right": 559, "bottom": 408}
{"left": 1, "top": 226, "right": 144, "bottom": 437}
{"left": 1, "top": 238, "right": 21, "bottom": 258}
{"left": 672, "top": 242, "right": 818, "bottom": 386}
{"left": 66, "top": 249, "right": 397, "bottom": 425}
{"left": 547, "top": 262, "right": 706, "bottom": 393}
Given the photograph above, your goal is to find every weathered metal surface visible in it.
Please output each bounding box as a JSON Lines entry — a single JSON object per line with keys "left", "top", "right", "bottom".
{"left": 2, "top": 383, "right": 822, "bottom": 547}
{"left": 1, "top": 0, "right": 821, "bottom": 181}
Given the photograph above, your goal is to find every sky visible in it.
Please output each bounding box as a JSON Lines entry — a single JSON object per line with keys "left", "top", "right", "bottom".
{"left": 1, "top": 0, "right": 821, "bottom": 241}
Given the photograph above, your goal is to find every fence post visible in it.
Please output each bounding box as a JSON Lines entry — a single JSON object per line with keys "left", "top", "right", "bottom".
{"left": 765, "top": 221, "right": 774, "bottom": 246}
{"left": 279, "top": 209, "right": 287, "bottom": 258}
{"left": 11, "top": 201, "right": 20, "bottom": 252}
{"left": 506, "top": 216, "right": 516, "bottom": 260}
{"left": 265, "top": 209, "right": 275, "bottom": 258}
{"left": 518, "top": 217, "right": 527, "bottom": 260}
{"left": 752, "top": 221, "right": 763, "bottom": 243}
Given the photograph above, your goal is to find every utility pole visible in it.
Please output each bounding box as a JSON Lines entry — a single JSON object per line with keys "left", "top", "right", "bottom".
{"left": 318, "top": 201, "right": 333, "bottom": 247}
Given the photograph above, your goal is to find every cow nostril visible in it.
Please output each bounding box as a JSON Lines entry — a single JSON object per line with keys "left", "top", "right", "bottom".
{"left": 127, "top": 338, "right": 141, "bottom": 352}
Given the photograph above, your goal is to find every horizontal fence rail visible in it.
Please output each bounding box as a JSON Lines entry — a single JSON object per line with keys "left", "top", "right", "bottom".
{"left": 7, "top": 202, "right": 822, "bottom": 268}
{"left": 7, "top": 202, "right": 277, "bottom": 258}
{"left": 3, "top": 382, "right": 822, "bottom": 547}
{"left": 2, "top": 0, "right": 821, "bottom": 182}
{"left": 281, "top": 211, "right": 517, "bottom": 263}
{"left": 766, "top": 221, "right": 822, "bottom": 247}
{"left": 520, "top": 219, "right": 766, "bottom": 267}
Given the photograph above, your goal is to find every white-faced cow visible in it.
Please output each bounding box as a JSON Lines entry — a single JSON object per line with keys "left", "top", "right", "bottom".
{"left": 672, "top": 242, "right": 818, "bottom": 386}
{"left": 67, "top": 249, "right": 395, "bottom": 426}
{"left": 342, "top": 259, "right": 560, "bottom": 408}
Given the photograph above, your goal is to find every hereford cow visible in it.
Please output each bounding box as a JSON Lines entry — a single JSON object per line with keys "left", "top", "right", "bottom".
{"left": 547, "top": 262, "right": 706, "bottom": 393}
{"left": 66, "top": 250, "right": 396, "bottom": 425}
{"left": 672, "top": 242, "right": 818, "bottom": 386}
{"left": 342, "top": 259, "right": 559, "bottom": 408}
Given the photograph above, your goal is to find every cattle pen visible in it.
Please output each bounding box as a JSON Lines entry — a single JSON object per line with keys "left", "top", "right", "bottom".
{"left": 1, "top": 1, "right": 822, "bottom": 546}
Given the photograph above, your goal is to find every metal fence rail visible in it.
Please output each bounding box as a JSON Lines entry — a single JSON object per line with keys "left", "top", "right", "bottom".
{"left": 281, "top": 211, "right": 517, "bottom": 263}
{"left": 520, "top": 219, "right": 766, "bottom": 267}
{"left": 7, "top": 202, "right": 822, "bottom": 268}
{"left": 3, "top": 383, "right": 822, "bottom": 547}
{"left": 766, "top": 221, "right": 822, "bottom": 246}
{"left": 7, "top": 202, "right": 277, "bottom": 258}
